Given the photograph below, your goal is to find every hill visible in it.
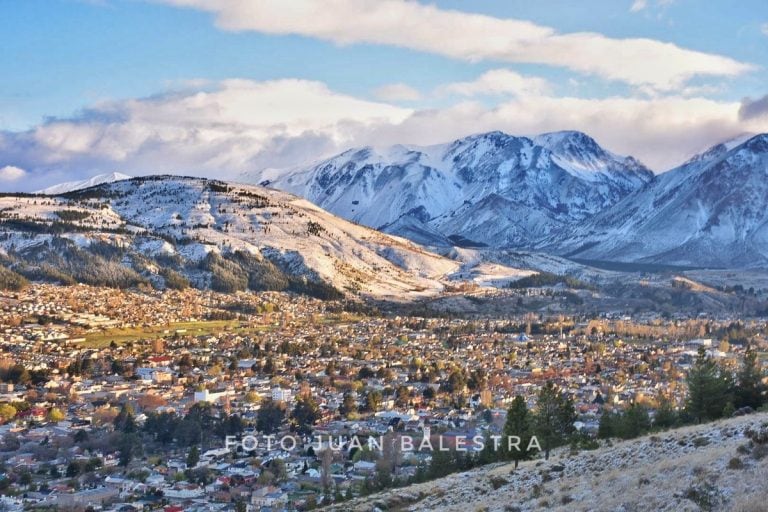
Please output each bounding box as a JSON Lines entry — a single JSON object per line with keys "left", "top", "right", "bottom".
{"left": 326, "top": 413, "right": 768, "bottom": 512}
{"left": 0, "top": 176, "right": 464, "bottom": 299}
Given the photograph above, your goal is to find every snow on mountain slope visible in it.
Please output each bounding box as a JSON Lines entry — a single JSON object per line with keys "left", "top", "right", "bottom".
{"left": 549, "top": 133, "right": 768, "bottom": 267}
{"left": 3, "top": 176, "right": 469, "bottom": 298}
{"left": 36, "top": 172, "right": 132, "bottom": 195}
{"left": 244, "top": 131, "right": 653, "bottom": 249}
{"left": 3, "top": 176, "right": 548, "bottom": 298}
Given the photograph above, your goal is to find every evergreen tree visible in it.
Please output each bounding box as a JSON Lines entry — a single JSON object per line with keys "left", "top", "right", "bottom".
{"left": 617, "top": 403, "right": 651, "bottom": 439}
{"left": 186, "top": 445, "right": 200, "bottom": 468}
{"left": 533, "top": 381, "right": 576, "bottom": 460}
{"left": 504, "top": 395, "right": 533, "bottom": 469}
{"left": 734, "top": 348, "right": 765, "bottom": 410}
{"left": 597, "top": 410, "right": 615, "bottom": 439}
{"left": 652, "top": 396, "right": 678, "bottom": 430}
{"left": 685, "top": 347, "right": 731, "bottom": 423}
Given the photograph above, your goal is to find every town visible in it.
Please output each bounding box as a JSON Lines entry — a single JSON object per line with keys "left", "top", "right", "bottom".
{"left": 0, "top": 283, "right": 766, "bottom": 511}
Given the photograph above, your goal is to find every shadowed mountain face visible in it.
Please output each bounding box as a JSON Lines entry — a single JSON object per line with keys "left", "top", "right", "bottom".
{"left": 548, "top": 134, "right": 768, "bottom": 267}
{"left": 245, "top": 131, "right": 653, "bottom": 249}
{"left": 245, "top": 131, "right": 768, "bottom": 269}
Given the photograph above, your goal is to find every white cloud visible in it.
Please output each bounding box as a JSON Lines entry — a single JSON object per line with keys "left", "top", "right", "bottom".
{"left": 0, "top": 165, "right": 27, "bottom": 182}
{"left": 0, "top": 79, "right": 411, "bottom": 190}
{"left": 341, "top": 94, "right": 756, "bottom": 171}
{"left": 372, "top": 83, "right": 422, "bottom": 102}
{"left": 2, "top": 75, "right": 768, "bottom": 191}
{"left": 157, "top": 0, "right": 751, "bottom": 92}
{"left": 439, "top": 69, "right": 552, "bottom": 98}
{"left": 761, "top": 23, "right": 768, "bottom": 37}
{"left": 24, "top": 78, "right": 409, "bottom": 165}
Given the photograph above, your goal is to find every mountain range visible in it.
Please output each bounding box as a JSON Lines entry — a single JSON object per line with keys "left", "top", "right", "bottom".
{"left": 245, "top": 130, "right": 768, "bottom": 268}
{"left": 248, "top": 131, "right": 653, "bottom": 249}
{"left": 4, "top": 129, "right": 767, "bottom": 300}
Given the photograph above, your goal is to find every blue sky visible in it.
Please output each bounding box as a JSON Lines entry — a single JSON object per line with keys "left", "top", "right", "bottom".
{"left": 1, "top": 0, "right": 767, "bottom": 190}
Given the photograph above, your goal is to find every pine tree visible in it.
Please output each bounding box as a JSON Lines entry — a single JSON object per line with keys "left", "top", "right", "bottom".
{"left": 533, "top": 381, "right": 576, "bottom": 460}
{"left": 685, "top": 347, "right": 731, "bottom": 423}
{"left": 734, "top": 348, "right": 765, "bottom": 410}
{"left": 652, "top": 396, "right": 678, "bottom": 430}
{"left": 186, "top": 445, "right": 200, "bottom": 468}
{"left": 618, "top": 403, "right": 651, "bottom": 439}
{"left": 597, "top": 410, "right": 615, "bottom": 439}
{"left": 504, "top": 395, "right": 532, "bottom": 469}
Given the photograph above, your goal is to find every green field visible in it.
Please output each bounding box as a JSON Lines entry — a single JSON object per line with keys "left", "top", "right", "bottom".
{"left": 82, "top": 320, "right": 261, "bottom": 348}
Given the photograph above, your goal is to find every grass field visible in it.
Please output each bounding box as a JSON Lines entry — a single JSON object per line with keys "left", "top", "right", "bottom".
{"left": 80, "top": 311, "right": 364, "bottom": 348}
{"left": 83, "top": 320, "right": 255, "bottom": 348}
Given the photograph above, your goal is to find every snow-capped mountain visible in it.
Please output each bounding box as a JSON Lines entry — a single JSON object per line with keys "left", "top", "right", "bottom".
{"left": 245, "top": 131, "right": 653, "bottom": 248}
{"left": 549, "top": 133, "right": 768, "bottom": 267}
{"left": 36, "top": 172, "right": 132, "bottom": 195}
{"left": 2, "top": 176, "right": 473, "bottom": 298}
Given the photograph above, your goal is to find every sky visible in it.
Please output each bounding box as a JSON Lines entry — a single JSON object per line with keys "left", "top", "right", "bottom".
{"left": 1, "top": 0, "right": 767, "bottom": 191}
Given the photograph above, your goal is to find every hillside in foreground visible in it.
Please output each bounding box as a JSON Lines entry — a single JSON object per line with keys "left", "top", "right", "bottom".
{"left": 327, "top": 413, "right": 768, "bottom": 512}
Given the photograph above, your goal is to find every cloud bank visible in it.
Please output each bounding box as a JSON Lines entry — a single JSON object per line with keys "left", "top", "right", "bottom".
{"left": 2, "top": 75, "right": 767, "bottom": 191}
{"left": 739, "top": 94, "right": 768, "bottom": 121}
{"left": 157, "top": 0, "right": 751, "bottom": 92}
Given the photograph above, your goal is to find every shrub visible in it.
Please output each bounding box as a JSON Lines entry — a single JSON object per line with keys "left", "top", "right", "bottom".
{"left": 489, "top": 475, "right": 508, "bottom": 490}
{"left": 683, "top": 482, "right": 724, "bottom": 511}
{"left": 751, "top": 443, "right": 768, "bottom": 460}
{"left": 727, "top": 457, "right": 744, "bottom": 470}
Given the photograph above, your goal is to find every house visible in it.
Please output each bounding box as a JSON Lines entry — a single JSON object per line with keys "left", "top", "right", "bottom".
{"left": 251, "top": 486, "right": 288, "bottom": 508}
{"left": 56, "top": 487, "right": 119, "bottom": 510}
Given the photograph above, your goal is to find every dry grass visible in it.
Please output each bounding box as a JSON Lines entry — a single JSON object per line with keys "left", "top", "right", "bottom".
{"left": 323, "top": 414, "right": 768, "bottom": 512}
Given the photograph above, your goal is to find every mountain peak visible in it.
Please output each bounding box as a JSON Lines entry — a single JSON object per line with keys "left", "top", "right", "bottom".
{"left": 534, "top": 130, "right": 603, "bottom": 156}
{"left": 37, "top": 172, "right": 132, "bottom": 195}
{"left": 742, "top": 133, "right": 768, "bottom": 152}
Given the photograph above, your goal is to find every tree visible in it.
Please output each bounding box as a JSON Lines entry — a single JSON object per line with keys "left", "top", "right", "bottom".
{"left": 186, "top": 445, "right": 200, "bottom": 468}
{"left": 339, "top": 392, "right": 357, "bottom": 419}
{"left": 533, "top": 381, "right": 575, "bottom": 460}
{"left": 256, "top": 399, "right": 285, "bottom": 434}
{"left": 617, "top": 403, "right": 651, "bottom": 439}
{"left": 114, "top": 403, "right": 136, "bottom": 433}
{"left": 66, "top": 461, "right": 82, "bottom": 478}
{"left": 244, "top": 391, "right": 261, "bottom": 404}
{"left": 47, "top": 407, "right": 65, "bottom": 423}
{"left": 504, "top": 395, "right": 533, "bottom": 469}
{"left": 685, "top": 347, "right": 732, "bottom": 423}
{"left": 395, "top": 386, "right": 411, "bottom": 408}
{"left": 118, "top": 433, "right": 140, "bottom": 467}
{"left": 652, "top": 396, "right": 678, "bottom": 430}
{"left": 0, "top": 404, "right": 17, "bottom": 423}
{"left": 291, "top": 396, "right": 320, "bottom": 436}
{"left": 734, "top": 348, "right": 765, "bottom": 410}
{"left": 597, "top": 410, "right": 615, "bottom": 439}
{"left": 73, "top": 429, "right": 89, "bottom": 444}
{"left": 363, "top": 390, "right": 382, "bottom": 412}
